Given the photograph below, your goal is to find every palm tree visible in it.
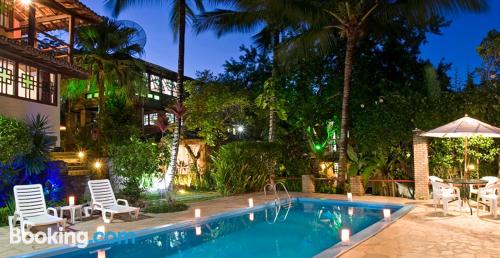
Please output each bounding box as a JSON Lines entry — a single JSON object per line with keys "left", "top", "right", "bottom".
{"left": 105, "top": 0, "right": 204, "bottom": 198}
{"left": 73, "top": 18, "right": 145, "bottom": 152}
{"left": 285, "top": 0, "right": 488, "bottom": 192}
{"left": 195, "top": 0, "right": 306, "bottom": 142}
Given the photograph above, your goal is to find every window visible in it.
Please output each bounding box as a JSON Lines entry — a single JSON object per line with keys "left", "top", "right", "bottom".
{"left": 0, "top": 0, "right": 12, "bottom": 29}
{"left": 150, "top": 74, "right": 161, "bottom": 93}
{"left": 162, "top": 78, "right": 176, "bottom": 96}
{"left": 144, "top": 113, "right": 158, "bottom": 126}
{"left": 0, "top": 57, "right": 58, "bottom": 105}
{"left": 0, "top": 58, "right": 15, "bottom": 95}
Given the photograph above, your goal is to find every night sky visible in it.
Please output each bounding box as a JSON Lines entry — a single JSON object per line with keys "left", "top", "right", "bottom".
{"left": 81, "top": 1, "right": 499, "bottom": 81}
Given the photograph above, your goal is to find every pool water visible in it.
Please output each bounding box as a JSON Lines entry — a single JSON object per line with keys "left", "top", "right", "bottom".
{"left": 36, "top": 199, "right": 404, "bottom": 258}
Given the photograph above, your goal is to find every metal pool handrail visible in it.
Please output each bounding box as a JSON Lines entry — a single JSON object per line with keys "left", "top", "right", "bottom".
{"left": 264, "top": 182, "right": 292, "bottom": 206}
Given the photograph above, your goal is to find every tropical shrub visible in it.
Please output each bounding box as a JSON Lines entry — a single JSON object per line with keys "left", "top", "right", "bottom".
{"left": 0, "top": 115, "right": 64, "bottom": 206}
{"left": 109, "top": 137, "right": 162, "bottom": 203}
{"left": 13, "top": 115, "right": 55, "bottom": 175}
{"left": 0, "top": 115, "right": 31, "bottom": 164}
{"left": 429, "top": 137, "right": 499, "bottom": 179}
{"left": 211, "top": 141, "right": 281, "bottom": 195}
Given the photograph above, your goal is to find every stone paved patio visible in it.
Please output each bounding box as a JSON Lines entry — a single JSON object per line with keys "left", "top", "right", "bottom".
{"left": 1, "top": 193, "right": 499, "bottom": 257}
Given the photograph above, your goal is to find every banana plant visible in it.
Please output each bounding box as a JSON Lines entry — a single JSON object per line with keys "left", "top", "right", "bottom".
{"left": 347, "top": 145, "right": 377, "bottom": 184}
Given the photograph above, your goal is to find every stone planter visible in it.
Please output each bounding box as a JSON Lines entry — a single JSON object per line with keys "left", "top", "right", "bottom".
{"left": 302, "top": 175, "right": 315, "bottom": 193}
{"left": 351, "top": 176, "right": 365, "bottom": 196}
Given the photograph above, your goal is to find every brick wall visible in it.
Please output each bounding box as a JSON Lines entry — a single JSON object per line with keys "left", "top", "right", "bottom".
{"left": 413, "top": 129, "right": 429, "bottom": 199}
{"left": 302, "top": 175, "right": 315, "bottom": 193}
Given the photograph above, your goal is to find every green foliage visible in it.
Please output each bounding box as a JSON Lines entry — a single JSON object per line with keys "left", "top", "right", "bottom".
{"left": 255, "top": 78, "right": 288, "bottom": 120}
{"left": 211, "top": 141, "right": 281, "bottom": 195}
{"left": 144, "top": 201, "right": 188, "bottom": 214}
{"left": 185, "top": 71, "right": 251, "bottom": 146}
{"left": 0, "top": 207, "right": 9, "bottom": 226}
{"left": 347, "top": 145, "right": 377, "bottom": 184}
{"left": 467, "top": 137, "right": 499, "bottom": 165}
{"left": 277, "top": 178, "right": 301, "bottom": 192}
{"left": 60, "top": 79, "right": 87, "bottom": 101}
{"left": 315, "top": 179, "right": 336, "bottom": 194}
{"left": 476, "top": 29, "right": 499, "bottom": 83}
{"left": 14, "top": 115, "right": 55, "bottom": 175}
{"left": 424, "top": 65, "right": 441, "bottom": 99}
{"left": 109, "top": 137, "right": 162, "bottom": 203}
{"left": 0, "top": 116, "right": 31, "bottom": 164}
{"left": 430, "top": 137, "right": 499, "bottom": 179}
{"left": 100, "top": 101, "right": 141, "bottom": 146}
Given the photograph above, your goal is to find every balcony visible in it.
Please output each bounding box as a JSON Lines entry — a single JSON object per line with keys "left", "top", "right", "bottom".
{"left": 0, "top": 0, "right": 102, "bottom": 64}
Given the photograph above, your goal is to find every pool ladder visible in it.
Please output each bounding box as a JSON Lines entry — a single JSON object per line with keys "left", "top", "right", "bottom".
{"left": 263, "top": 182, "right": 292, "bottom": 224}
{"left": 264, "top": 182, "right": 292, "bottom": 207}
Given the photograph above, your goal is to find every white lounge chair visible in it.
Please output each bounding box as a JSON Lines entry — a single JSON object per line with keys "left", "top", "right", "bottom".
{"left": 10, "top": 184, "right": 66, "bottom": 234}
{"left": 470, "top": 176, "right": 498, "bottom": 199}
{"left": 477, "top": 183, "right": 499, "bottom": 219}
{"left": 431, "top": 181, "right": 461, "bottom": 216}
{"left": 88, "top": 179, "right": 140, "bottom": 223}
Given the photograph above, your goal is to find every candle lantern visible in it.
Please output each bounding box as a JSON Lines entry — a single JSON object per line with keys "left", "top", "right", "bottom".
{"left": 68, "top": 196, "right": 75, "bottom": 206}
{"left": 347, "top": 193, "right": 353, "bottom": 201}
{"left": 341, "top": 229, "right": 350, "bottom": 244}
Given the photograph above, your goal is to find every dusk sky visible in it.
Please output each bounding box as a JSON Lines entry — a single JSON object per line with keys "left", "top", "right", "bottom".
{"left": 81, "top": 1, "right": 499, "bottom": 81}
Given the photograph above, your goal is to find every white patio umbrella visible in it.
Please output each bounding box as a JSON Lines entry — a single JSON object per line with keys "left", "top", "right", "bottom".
{"left": 421, "top": 114, "right": 500, "bottom": 178}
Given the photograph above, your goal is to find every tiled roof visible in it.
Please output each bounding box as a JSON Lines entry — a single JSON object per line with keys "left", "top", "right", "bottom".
{"left": 0, "top": 36, "right": 88, "bottom": 79}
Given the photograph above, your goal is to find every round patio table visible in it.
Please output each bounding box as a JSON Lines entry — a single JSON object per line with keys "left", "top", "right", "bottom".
{"left": 443, "top": 179, "right": 487, "bottom": 215}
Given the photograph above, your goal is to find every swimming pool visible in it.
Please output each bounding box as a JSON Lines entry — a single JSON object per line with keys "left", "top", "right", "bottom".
{"left": 18, "top": 198, "right": 412, "bottom": 258}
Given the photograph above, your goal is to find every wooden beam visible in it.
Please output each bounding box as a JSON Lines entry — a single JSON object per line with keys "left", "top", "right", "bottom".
{"left": 36, "top": 0, "right": 95, "bottom": 23}
{"left": 68, "top": 15, "right": 75, "bottom": 63}
{"left": 27, "top": 5, "right": 36, "bottom": 47}
{"left": 19, "top": 14, "right": 69, "bottom": 27}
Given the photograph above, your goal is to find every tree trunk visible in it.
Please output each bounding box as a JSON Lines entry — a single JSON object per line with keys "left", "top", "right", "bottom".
{"left": 268, "top": 31, "right": 280, "bottom": 143}
{"left": 338, "top": 34, "right": 356, "bottom": 193}
{"left": 64, "top": 100, "right": 76, "bottom": 150}
{"left": 184, "top": 143, "right": 201, "bottom": 183}
{"left": 164, "top": 0, "right": 186, "bottom": 202}
{"left": 97, "top": 72, "right": 105, "bottom": 155}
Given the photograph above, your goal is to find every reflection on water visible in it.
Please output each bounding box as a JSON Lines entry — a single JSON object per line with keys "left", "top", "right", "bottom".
{"left": 53, "top": 201, "right": 398, "bottom": 258}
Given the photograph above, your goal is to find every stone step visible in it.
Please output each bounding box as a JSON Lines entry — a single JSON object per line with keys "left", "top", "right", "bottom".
{"left": 68, "top": 166, "right": 88, "bottom": 171}
{"left": 68, "top": 170, "right": 92, "bottom": 176}
{"left": 53, "top": 158, "right": 82, "bottom": 163}
{"left": 50, "top": 152, "right": 79, "bottom": 157}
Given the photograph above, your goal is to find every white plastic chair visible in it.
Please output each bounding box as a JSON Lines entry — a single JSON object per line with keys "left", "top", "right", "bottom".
{"left": 10, "top": 184, "right": 66, "bottom": 234}
{"left": 470, "top": 176, "right": 498, "bottom": 198}
{"left": 477, "top": 183, "right": 499, "bottom": 219}
{"left": 429, "top": 176, "right": 444, "bottom": 182}
{"left": 88, "top": 179, "right": 140, "bottom": 223}
{"left": 431, "top": 181, "right": 461, "bottom": 216}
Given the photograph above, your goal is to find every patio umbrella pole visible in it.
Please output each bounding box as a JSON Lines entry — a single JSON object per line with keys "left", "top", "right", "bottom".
{"left": 463, "top": 137, "right": 468, "bottom": 179}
